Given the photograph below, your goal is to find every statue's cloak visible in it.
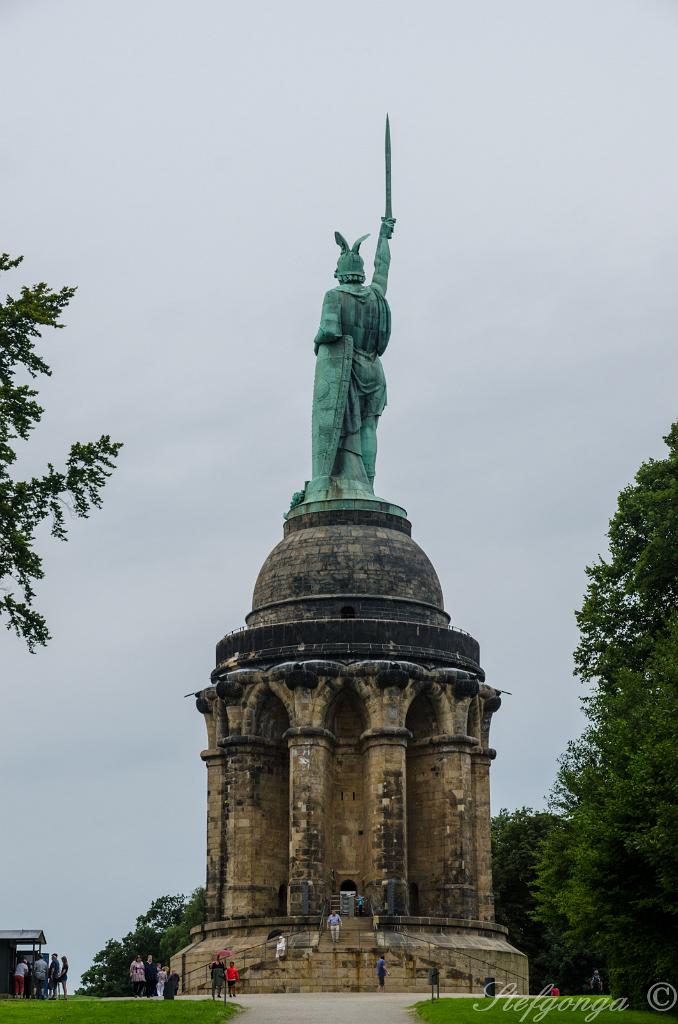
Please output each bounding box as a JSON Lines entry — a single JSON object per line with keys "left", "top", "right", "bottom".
{"left": 311, "top": 334, "right": 354, "bottom": 479}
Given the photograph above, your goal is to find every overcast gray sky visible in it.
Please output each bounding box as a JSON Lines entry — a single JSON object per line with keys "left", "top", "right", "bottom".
{"left": 2, "top": 0, "right": 677, "bottom": 991}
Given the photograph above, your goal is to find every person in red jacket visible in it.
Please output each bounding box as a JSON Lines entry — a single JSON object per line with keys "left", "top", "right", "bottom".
{"left": 226, "top": 961, "right": 240, "bottom": 998}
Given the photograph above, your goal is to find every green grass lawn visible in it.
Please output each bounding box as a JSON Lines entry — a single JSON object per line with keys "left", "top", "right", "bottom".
{"left": 414, "top": 996, "right": 674, "bottom": 1024}
{"left": 0, "top": 999, "right": 238, "bottom": 1023}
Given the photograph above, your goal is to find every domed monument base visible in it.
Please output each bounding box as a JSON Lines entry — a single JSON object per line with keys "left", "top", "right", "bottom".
{"left": 172, "top": 117, "right": 527, "bottom": 994}
{"left": 173, "top": 504, "right": 528, "bottom": 994}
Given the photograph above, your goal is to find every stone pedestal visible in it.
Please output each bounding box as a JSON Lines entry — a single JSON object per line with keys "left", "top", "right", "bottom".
{"left": 177, "top": 503, "right": 528, "bottom": 993}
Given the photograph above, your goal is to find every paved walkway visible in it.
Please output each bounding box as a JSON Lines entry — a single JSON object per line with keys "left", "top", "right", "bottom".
{"left": 231, "top": 992, "right": 418, "bottom": 1023}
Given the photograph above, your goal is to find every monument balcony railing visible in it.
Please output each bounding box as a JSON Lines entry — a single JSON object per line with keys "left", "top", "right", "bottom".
{"left": 223, "top": 619, "right": 473, "bottom": 640}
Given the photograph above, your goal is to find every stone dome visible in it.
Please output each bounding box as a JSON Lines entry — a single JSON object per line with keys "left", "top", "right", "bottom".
{"left": 247, "top": 508, "right": 449, "bottom": 628}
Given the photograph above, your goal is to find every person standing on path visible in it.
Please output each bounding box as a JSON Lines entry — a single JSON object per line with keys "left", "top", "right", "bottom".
{"left": 156, "top": 965, "right": 167, "bottom": 998}
{"left": 32, "top": 954, "right": 48, "bottom": 999}
{"left": 328, "top": 910, "right": 342, "bottom": 944}
{"left": 58, "top": 956, "right": 69, "bottom": 999}
{"left": 210, "top": 956, "right": 225, "bottom": 999}
{"left": 13, "top": 957, "right": 28, "bottom": 998}
{"left": 144, "top": 954, "right": 158, "bottom": 997}
{"left": 164, "top": 968, "right": 180, "bottom": 999}
{"left": 376, "top": 956, "right": 389, "bottom": 992}
{"left": 48, "top": 954, "right": 60, "bottom": 999}
{"left": 129, "top": 954, "right": 146, "bottom": 997}
{"left": 226, "top": 960, "right": 240, "bottom": 998}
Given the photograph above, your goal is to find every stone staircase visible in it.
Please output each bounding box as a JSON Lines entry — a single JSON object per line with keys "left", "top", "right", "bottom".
{"left": 179, "top": 920, "right": 505, "bottom": 994}
{"left": 175, "top": 908, "right": 528, "bottom": 994}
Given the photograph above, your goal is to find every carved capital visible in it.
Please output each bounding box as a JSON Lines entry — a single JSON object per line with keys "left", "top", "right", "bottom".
{"left": 215, "top": 677, "right": 244, "bottom": 703}
{"left": 375, "top": 665, "right": 410, "bottom": 689}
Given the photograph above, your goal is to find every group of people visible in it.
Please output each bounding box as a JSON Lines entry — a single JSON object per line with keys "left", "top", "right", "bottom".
{"left": 209, "top": 957, "right": 240, "bottom": 999}
{"left": 13, "top": 954, "right": 68, "bottom": 1000}
{"left": 129, "top": 954, "right": 179, "bottom": 999}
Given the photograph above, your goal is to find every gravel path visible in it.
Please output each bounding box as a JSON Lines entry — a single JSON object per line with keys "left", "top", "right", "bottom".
{"left": 232, "top": 992, "right": 417, "bottom": 1023}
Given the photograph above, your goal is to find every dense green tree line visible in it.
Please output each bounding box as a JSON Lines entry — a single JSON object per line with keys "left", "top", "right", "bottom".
{"left": 80, "top": 890, "right": 205, "bottom": 996}
{"left": 533, "top": 424, "right": 678, "bottom": 1007}
{"left": 492, "top": 807, "right": 604, "bottom": 994}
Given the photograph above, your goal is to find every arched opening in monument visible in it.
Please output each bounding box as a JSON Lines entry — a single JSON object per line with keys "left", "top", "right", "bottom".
{"left": 256, "top": 690, "right": 290, "bottom": 916}
{"left": 406, "top": 691, "right": 443, "bottom": 916}
{"left": 340, "top": 878, "right": 357, "bottom": 892}
{"left": 327, "top": 689, "right": 367, "bottom": 900}
{"left": 340, "top": 605, "right": 356, "bottom": 618}
{"left": 405, "top": 690, "right": 438, "bottom": 739}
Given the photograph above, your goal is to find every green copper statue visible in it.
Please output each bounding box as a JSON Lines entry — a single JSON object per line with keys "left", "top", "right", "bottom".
{"left": 304, "top": 117, "right": 396, "bottom": 506}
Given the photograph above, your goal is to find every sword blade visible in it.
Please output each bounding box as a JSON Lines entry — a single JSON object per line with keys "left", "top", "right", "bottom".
{"left": 385, "top": 113, "right": 392, "bottom": 220}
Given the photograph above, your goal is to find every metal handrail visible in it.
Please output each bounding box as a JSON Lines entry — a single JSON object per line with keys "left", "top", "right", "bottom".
{"left": 181, "top": 929, "right": 319, "bottom": 991}
{"left": 317, "top": 899, "right": 328, "bottom": 939}
{"left": 223, "top": 619, "right": 474, "bottom": 640}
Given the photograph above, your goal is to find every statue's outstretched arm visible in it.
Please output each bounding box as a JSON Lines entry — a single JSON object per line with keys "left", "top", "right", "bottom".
{"left": 371, "top": 217, "right": 395, "bottom": 295}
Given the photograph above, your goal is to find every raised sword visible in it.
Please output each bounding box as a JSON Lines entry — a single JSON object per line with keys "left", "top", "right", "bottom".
{"left": 385, "top": 113, "right": 392, "bottom": 221}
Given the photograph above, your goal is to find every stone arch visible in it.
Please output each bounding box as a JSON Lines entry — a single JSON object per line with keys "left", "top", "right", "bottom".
{"left": 327, "top": 686, "right": 368, "bottom": 738}
{"left": 257, "top": 689, "right": 291, "bottom": 742}
{"left": 249, "top": 687, "right": 290, "bottom": 915}
{"left": 405, "top": 690, "right": 439, "bottom": 740}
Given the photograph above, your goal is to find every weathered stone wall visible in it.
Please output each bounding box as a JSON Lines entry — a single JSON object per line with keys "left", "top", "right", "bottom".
{"left": 330, "top": 692, "right": 367, "bottom": 890}
{"left": 201, "top": 660, "right": 502, "bottom": 925}
{"left": 406, "top": 744, "right": 446, "bottom": 915}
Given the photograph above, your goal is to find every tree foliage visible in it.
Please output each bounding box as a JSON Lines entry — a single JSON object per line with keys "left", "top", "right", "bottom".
{"left": 79, "top": 890, "right": 205, "bottom": 997}
{"left": 0, "top": 253, "right": 122, "bottom": 649}
{"left": 492, "top": 807, "right": 602, "bottom": 993}
{"left": 534, "top": 424, "right": 678, "bottom": 1008}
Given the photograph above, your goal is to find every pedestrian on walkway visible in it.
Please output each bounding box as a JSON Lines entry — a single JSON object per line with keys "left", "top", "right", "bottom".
{"left": 164, "top": 968, "right": 180, "bottom": 999}
{"left": 58, "top": 956, "right": 69, "bottom": 999}
{"left": 210, "top": 956, "right": 225, "bottom": 999}
{"left": 156, "top": 965, "right": 167, "bottom": 998}
{"left": 376, "top": 955, "right": 389, "bottom": 992}
{"left": 327, "top": 910, "right": 342, "bottom": 944}
{"left": 24, "top": 959, "right": 32, "bottom": 999}
{"left": 13, "top": 957, "right": 28, "bottom": 999}
{"left": 48, "top": 954, "right": 60, "bottom": 999}
{"left": 129, "top": 954, "right": 146, "bottom": 997}
{"left": 32, "top": 955, "right": 48, "bottom": 999}
{"left": 144, "top": 955, "right": 158, "bottom": 997}
{"left": 226, "top": 960, "right": 240, "bottom": 998}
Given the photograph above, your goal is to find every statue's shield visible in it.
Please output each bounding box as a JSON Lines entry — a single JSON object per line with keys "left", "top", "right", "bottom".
{"left": 311, "top": 335, "right": 353, "bottom": 479}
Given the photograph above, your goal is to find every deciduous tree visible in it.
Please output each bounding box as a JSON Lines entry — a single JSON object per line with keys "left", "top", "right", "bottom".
{"left": 0, "top": 253, "right": 121, "bottom": 649}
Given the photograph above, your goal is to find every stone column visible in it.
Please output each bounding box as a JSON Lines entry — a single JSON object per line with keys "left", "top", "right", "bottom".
{"left": 435, "top": 735, "right": 480, "bottom": 919}
{"left": 201, "top": 747, "right": 227, "bottom": 923}
{"left": 472, "top": 692, "right": 501, "bottom": 921}
{"left": 219, "top": 735, "right": 286, "bottom": 919}
{"left": 362, "top": 727, "right": 409, "bottom": 915}
{"left": 471, "top": 747, "right": 496, "bottom": 921}
{"left": 286, "top": 727, "right": 333, "bottom": 916}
